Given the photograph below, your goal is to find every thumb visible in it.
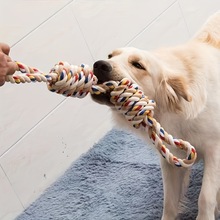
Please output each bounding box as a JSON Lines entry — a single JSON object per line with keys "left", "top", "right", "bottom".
{"left": 7, "top": 61, "right": 18, "bottom": 75}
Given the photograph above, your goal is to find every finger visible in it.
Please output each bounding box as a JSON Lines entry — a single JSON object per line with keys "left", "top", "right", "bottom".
{"left": 6, "top": 55, "right": 12, "bottom": 62}
{"left": 0, "top": 52, "right": 7, "bottom": 66}
{"left": 0, "top": 42, "right": 10, "bottom": 55}
{"left": 7, "top": 61, "right": 18, "bottom": 75}
{"left": 0, "top": 76, "right": 5, "bottom": 86}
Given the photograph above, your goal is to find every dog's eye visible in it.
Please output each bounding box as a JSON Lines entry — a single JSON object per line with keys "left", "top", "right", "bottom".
{"left": 132, "top": 61, "right": 145, "bottom": 70}
{"left": 108, "top": 54, "right": 112, "bottom": 59}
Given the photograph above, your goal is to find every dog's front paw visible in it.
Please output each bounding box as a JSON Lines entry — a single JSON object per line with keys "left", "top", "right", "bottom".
{"left": 161, "top": 214, "right": 179, "bottom": 220}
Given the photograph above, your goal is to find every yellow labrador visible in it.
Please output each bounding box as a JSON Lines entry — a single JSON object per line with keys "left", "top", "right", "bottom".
{"left": 92, "top": 12, "right": 220, "bottom": 220}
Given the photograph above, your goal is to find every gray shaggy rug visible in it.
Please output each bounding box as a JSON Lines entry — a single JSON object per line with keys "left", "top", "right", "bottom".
{"left": 17, "top": 128, "right": 205, "bottom": 220}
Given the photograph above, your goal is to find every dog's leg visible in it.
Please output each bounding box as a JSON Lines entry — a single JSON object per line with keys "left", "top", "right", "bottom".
{"left": 215, "top": 190, "right": 220, "bottom": 218}
{"left": 160, "top": 158, "right": 190, "bottom": 220}
{"left": 196, "top": 150, "right": 220, "bottom": 220}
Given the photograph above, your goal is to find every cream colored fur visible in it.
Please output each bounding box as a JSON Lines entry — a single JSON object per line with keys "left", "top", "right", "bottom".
{"left": 93, "top": 12, "right": 220, "bottom": 220}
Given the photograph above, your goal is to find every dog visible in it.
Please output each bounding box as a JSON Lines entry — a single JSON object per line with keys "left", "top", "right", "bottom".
{"left": 92, "top": 12, "right": 220, "bottom": 220}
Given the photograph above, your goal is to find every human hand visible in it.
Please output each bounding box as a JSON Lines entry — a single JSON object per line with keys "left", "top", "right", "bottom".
{"left": 0, "top": 43, "right": 17, "bottom": 86}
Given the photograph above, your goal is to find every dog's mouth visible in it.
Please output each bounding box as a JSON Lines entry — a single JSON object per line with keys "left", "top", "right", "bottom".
{"left": 91, "top": 60, "right": 141, "bottom": 107}
{"left": 91, "top": 91, "right": 113, "bottom": 106}
{"left": 91, "top": 80, "right": 117, "bottom": 107}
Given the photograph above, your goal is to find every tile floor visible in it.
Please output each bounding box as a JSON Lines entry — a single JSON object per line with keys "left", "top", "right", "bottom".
{"left": 0, "top": 1, "right": 219, "bottom": 219}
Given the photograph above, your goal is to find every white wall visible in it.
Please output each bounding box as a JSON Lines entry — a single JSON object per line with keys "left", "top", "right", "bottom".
{"left": 0, "top": 1, "right": 219, "bottom": 219}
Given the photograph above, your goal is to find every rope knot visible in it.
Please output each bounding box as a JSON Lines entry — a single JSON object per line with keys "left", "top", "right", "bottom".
{"left": 47, "top": 61, "right": 97, "bottom": 98}
{"left": 109, "top": 79, "right": 156, "bottom": 128}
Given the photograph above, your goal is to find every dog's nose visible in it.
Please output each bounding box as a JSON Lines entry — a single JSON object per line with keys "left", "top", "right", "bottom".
{"left": 93, "top": 60, "right": 112, "bottom": 83}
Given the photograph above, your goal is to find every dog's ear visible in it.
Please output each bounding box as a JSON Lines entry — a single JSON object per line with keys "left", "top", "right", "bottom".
{"left": 157, "top": 76, "right": 192, "bottom": 111}
{"left": 167, "top": 77, "right": 192, "bottom": 102}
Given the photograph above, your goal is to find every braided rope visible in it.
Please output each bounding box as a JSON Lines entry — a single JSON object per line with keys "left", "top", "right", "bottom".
{"left": 6, "top": 61, "right": 197, "bottom": 168}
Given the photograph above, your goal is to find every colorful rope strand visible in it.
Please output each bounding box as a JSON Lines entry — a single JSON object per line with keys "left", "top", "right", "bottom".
{"left": 6, "top": 61, "right": 197, "bottom": 168}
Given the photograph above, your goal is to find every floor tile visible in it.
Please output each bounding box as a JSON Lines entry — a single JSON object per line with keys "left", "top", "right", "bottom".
{"left": 71, "top": 0, "right": 176, "bottom": 59}
{"left": 178, "top": 0, "right": 220, "bottom": 37}
{"left": 0, "top": 4, "right": 94, "bottom": 156}
{"left": 2, "top": 1, "right": 219, "bottom": 219}
{"left": 128, "top": 2, "right": 189, "bottom": 50}
{"left": 0, "top": 96, "right": 113, "bottom": 208}
{"left": 0, "top": 0, "right": 73, "bottom": 46}
{"left": 0, "top": 166, "right": 23, "bottom": 220}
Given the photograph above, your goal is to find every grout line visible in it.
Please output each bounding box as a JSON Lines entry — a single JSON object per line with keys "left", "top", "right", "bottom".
{"left": 0, "top": 98, "right": 68, "bottom": 158}
{"left": 177, "top": 0, "right": 191, "bottom": 38}
{"left": 0, "top": 163, "right": 25, "bottom": 209}
{"left": 71, "top": 9, "right": 96, "bottom": 62}
{"left": 125, "top": 0, "right": 178, "bottom": 46}
{"left": 11, "top": 0, "right": 75, "bottom": 48}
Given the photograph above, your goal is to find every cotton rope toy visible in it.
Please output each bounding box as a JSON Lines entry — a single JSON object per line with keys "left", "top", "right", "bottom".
{"left": 6, "top": 61, "right": 197, "bottom": 168}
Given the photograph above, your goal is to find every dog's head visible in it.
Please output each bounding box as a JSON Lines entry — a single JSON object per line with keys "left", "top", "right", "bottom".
{"left": 92, "top": 47, "right": 192, "bottom": 112}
